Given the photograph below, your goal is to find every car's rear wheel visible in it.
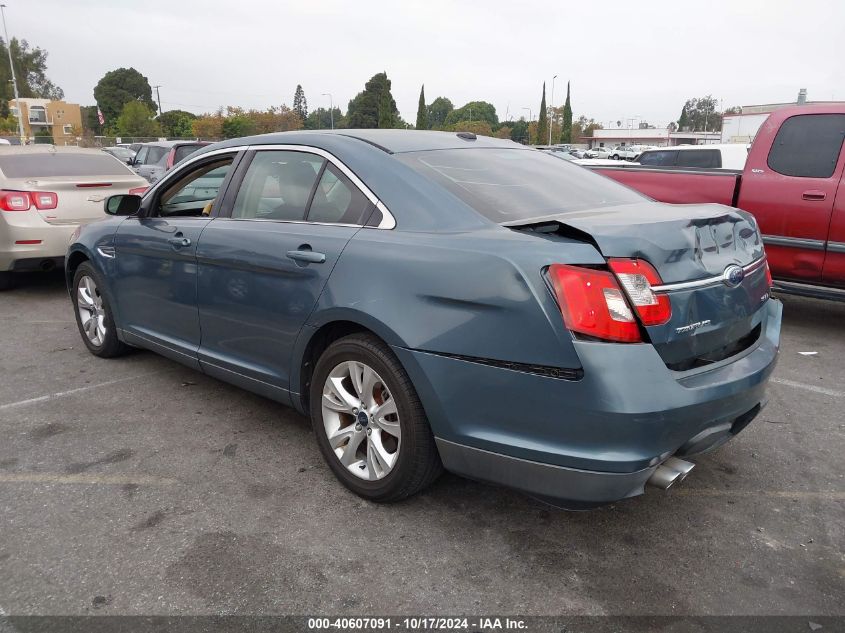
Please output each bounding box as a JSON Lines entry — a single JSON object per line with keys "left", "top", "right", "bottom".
{"left": 72, "top": 262, "right": 128, "bottom": 358}
{"left": 310, "top": 333, "right": 442, "bottom": 501}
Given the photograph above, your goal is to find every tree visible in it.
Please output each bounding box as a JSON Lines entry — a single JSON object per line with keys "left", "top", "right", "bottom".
{"left": 305, "top": 106, "right": 344, "bottom": 130}
{"left": 536, "top": 82, "right": 548, "bottom": 146}
{"left": 293, "top": 85, "right": 308, "bottom": 122}
{"left": 0, "top": 38, "right": 64, "bottom": 103}
{"left": 510, "top": 119, "right": 529, "bottom": 144}
{"left": 94, "top": 68, "right": 157, "bottom": 125}
{"left": 347, "top": 72, "right": 397, "bottom": 129}
{"left": 571, "top": 115, "right": 602, "bottom": 142}
{"left": 158, "top": 110, "right": 196, "bottom": 137}
{"left": 192, "top": 111, "right": 224, "bottom": 139}
{"left": 427, "top": 97, "right": 453, "bottom": 129}
{"left": 115, "top": 101, "right": 160, "bottom": 138}
{"left": 561, "top": 81, "right": 572, "bottom": 144}
{"left": 448, "top": 120, "right": 493, "bottom": 137}
{"left": 444, "top": 101, "right": 497, "bottom": 127}
{"left": 677, "top": 96, "right": 724, "bottom": 131}
{"left": 415, "top": 84, "right": 428, "bottom": 130}
{"left": 80, "top": 105, "right": 101, "bottom": 135}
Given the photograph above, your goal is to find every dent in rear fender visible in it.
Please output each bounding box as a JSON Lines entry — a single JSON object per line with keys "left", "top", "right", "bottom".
{"left": 309, "top": 227, "right": 603, "bottom": 370}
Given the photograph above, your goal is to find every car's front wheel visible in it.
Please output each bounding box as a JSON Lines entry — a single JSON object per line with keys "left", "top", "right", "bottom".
{"left": 72, "top": 262, "right": 128, "bottom": 358}
{"left": 310, "top": 333, "right": 442, "bottom": 502}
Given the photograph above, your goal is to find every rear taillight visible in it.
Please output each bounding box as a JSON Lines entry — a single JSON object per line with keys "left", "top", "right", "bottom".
{"left": 0, "top": 190, "right": 31, "bottom": 211}
{"left": 547, "top": 264, "right": 641, "bottom": 343}
{"left": 31, "top": 192, "right": 58, "bottom": 210}
{"left": 608, "top": 259, "right": 672, "bottom": 326}
{"left": 765, "top": 261, "right": 773, "bottom": 287}
{"left": 128, "top": 186, "right": 148, "bottom": 196}
{"left": 166, "top": 150, "right": 175, "bottom": 170}
{"left": 0, "top": 190, "right": 58, "bottom": 211}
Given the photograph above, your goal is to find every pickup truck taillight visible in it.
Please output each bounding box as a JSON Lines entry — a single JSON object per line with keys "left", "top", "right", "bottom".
{"left": 0, "top": 190, "right": 58, "bottom": 211}
{"left": 547, "top": 258, "right": 672, "bottom": 343}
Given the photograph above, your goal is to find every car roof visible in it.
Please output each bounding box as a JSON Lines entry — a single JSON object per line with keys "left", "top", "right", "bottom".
{"left": 137, "top": 140, "right": 208, "bottom": 149}
{"left": 206, "top": 129, "right": 521, "bottom": 155}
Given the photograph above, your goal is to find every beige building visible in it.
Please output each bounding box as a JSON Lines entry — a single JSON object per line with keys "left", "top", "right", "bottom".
{"left": 8, "top": 98, "right": 83, "bottom": 145}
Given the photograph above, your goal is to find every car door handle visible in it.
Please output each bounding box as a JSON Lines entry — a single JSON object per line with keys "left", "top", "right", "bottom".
{"left": 168, "top": 237, "right": 191, "bottom": 248}
{"left": 802, "top": 190, "right": 826, "bottom": 201}
{"left": 286, "top": 249, "right": 326, "bottom": 264}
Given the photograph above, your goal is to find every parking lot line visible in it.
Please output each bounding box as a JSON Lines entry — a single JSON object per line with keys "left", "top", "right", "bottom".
{"left": 0, "top": 370, "right": 175, "bottom": 411}
{"left": 771, "top": 378, "right": 844, "bottom": 398}
{"left": 0, "top": 472, "right": 176, "bottom": 486}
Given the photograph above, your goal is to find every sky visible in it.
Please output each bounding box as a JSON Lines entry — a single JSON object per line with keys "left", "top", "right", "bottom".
{"left": 7, "top": 0, "right": 845, "bottom": 128}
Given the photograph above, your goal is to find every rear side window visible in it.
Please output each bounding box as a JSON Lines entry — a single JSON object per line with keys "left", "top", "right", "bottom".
{"left": 231, "top": 150, "right": 324, "bottom": 221}
{"left": 173, "top": 145, "right": 202, "bottom": 164}
{"left": 0, "top": 153, "right": 134, "bottom": 177}
{"left": 638, "top": 150, "right": 678, "bottom": 166}
{"left": 767, "top": 114, "right": 845, "bottom": 178}
{"left": 676, "top": 149, "right": 721, "bottom": 169}
{"left": 145, "top": 146, "right": 168, "bottom": 165}
{"left": 307, "top": 163, "right": 375, "bottom": 225}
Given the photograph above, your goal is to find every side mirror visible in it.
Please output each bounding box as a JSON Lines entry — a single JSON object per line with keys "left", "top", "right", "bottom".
{"left": 105, "top": 194, "right": 142, "bottom": 216}
{"left": 126, "top": 157, "right": 135, "bottom": 165}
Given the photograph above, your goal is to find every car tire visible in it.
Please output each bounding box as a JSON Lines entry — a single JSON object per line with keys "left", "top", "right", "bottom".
{"left": 72, "top": 262, "right": 128, "bottom": 358}
{"left": 0, "top": 271, "right": 15, "bottom": 291}
{"left": 310, "top": 333, "right": 442, "bottom": 502}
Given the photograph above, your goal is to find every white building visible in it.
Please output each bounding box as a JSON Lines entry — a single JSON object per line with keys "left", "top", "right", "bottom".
{"left": 585, "top": 128, "right": 720, "bottom": 149}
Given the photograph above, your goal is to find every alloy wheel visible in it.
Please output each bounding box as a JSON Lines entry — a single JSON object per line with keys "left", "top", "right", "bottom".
{"left": 76, "top": 275, "right": 107, "bottom": 347}
{"left": 321, "top": 360, "right": 401, "bottom": 481}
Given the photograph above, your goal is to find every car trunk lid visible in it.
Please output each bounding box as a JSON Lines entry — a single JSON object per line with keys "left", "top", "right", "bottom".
{"left": 507, "top": 201, "right": 770, "bottom": 368}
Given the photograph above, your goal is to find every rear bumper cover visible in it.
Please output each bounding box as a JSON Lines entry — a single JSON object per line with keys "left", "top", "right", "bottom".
{"left": 395, "top": 299, "right": 782, "bottom": 506}
{"left": 1, "top": 216, "right": 76, "bottom": 271}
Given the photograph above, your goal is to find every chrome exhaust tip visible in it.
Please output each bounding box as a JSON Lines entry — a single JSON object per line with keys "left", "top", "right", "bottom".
{"left": 647, "top": 457, "right": 695, "bottom": 490}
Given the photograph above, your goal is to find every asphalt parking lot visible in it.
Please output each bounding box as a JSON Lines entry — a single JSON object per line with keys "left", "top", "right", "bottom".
{"left": 0, "top": 271, "right": 843, "bottom": 617}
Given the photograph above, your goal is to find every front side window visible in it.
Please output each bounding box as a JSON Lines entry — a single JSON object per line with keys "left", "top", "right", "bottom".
{"left": 146, "top": 146, "right": 168, "bottom": 165}
{"left": 231, "top": 150, "right": 324, "bottom": 221}
{"left": 767, "top": 114, "right": 845, "bottom": 178}
{"left": 134, "top": 147, "right": 149, "bottom": 165}
{"left": 397, "top": 148, "right": 644, "bottom": 223}
{"left": 155, "top": 157, "right": 233, "bottom": 218}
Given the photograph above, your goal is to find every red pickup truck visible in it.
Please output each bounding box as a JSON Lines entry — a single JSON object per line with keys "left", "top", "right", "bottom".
{"left": 589, "top": 104, "right": 845, "bottom": 300}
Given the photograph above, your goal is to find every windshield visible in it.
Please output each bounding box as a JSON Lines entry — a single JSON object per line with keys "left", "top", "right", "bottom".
{"left": 0, "top": 153, "right": 134, "bottom": 178}
{"left": 396, "top": 148, "right": 644, "bottom": 223}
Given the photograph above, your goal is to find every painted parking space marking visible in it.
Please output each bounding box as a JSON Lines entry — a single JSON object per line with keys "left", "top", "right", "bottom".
{"left": 0, "top": 370, "right": 174, "bottom": 411}
{"left": 771, "top": 378, "right": 844, "bottom": 398}
{"left": 0, "top": 473, "right": 176, "bottom": 486}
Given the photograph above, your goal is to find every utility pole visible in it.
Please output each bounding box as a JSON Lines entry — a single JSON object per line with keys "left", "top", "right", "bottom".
{"left": 152, "top": 85, "right": 163, "bottom": 115}
{"left": 1, "top": 4, "right": 26, "bottom": 145}
{"left": 549, "top": 74, "right": 557, "bottom": 145}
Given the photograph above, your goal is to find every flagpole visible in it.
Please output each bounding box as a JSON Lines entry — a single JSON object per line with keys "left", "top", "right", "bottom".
{"left": 1, "top": 4, "right": 26, "bottom": 145}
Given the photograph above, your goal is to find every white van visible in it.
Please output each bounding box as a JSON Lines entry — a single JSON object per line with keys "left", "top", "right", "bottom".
{"left": 636, "top": 144, "right": 749, "bottom": 170}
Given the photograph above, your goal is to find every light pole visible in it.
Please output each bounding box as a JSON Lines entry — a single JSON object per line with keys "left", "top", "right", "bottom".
{"left": 549, "top": 74, "right": 557, "bottom": 145}
{"left": 321, "top": 93, "right": 333, "bottom": 130}
{"left": 1, "top": 4, "right": 26, "bottom": 145}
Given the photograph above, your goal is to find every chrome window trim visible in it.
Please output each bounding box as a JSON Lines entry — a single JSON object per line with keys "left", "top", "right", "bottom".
{"left": 245, "top": 144, "right": 396, "bottom": 230}
{"left": 762, "top": 234, "right": 826, "bottom": 251}
{"left": 651, "top": 257, "right": 767, "bottom": 293}
{"left": 138, "top": 146, "right": 249, "bottom": 200}
{"left": 827, "top": 241, "right": 845, "bottom": 254}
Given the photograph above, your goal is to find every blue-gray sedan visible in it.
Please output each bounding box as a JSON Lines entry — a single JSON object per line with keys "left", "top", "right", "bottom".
{"left": 66, "top": 130, "right": 781, "bottom": 508}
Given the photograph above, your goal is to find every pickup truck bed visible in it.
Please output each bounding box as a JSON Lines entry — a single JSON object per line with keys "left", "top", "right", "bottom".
{"left": 588, "top": 164, "right": 742, "bottom": 206}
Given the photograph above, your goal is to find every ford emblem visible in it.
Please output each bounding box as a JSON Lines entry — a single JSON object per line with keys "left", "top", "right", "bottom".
{"left": 722, "top": 264, "right": 745, "bottom": 288}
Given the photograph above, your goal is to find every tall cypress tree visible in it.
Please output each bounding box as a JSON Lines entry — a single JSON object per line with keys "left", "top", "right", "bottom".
{"left": 415, "top": 84, "right": 428, "bottom": 130}
{"left": 378, "top": 87, "right": 394, "bottom": 128}
{"left": 536, "top": 82, "right": 548, "bottom": 146}
{"left": 293, "top": 84, "right": 308, "bottom": 122}
{"left": 561, "top": 81, "right": 572, "bottom": 143}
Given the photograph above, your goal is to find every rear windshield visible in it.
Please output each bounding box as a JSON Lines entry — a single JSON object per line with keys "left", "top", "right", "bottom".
{"left": 173, "top": 144, "right": 203, "bottom": 164}
{"left": 0, "top": 153, "right": 133, "bottom": 178}
{"left": 396, "top": 148, "right": 644, "bottom": 223}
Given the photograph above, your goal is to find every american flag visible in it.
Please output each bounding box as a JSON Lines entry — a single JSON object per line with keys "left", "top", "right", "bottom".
{"left": 97, "top": 107, "right": 105, "bottom": 125}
